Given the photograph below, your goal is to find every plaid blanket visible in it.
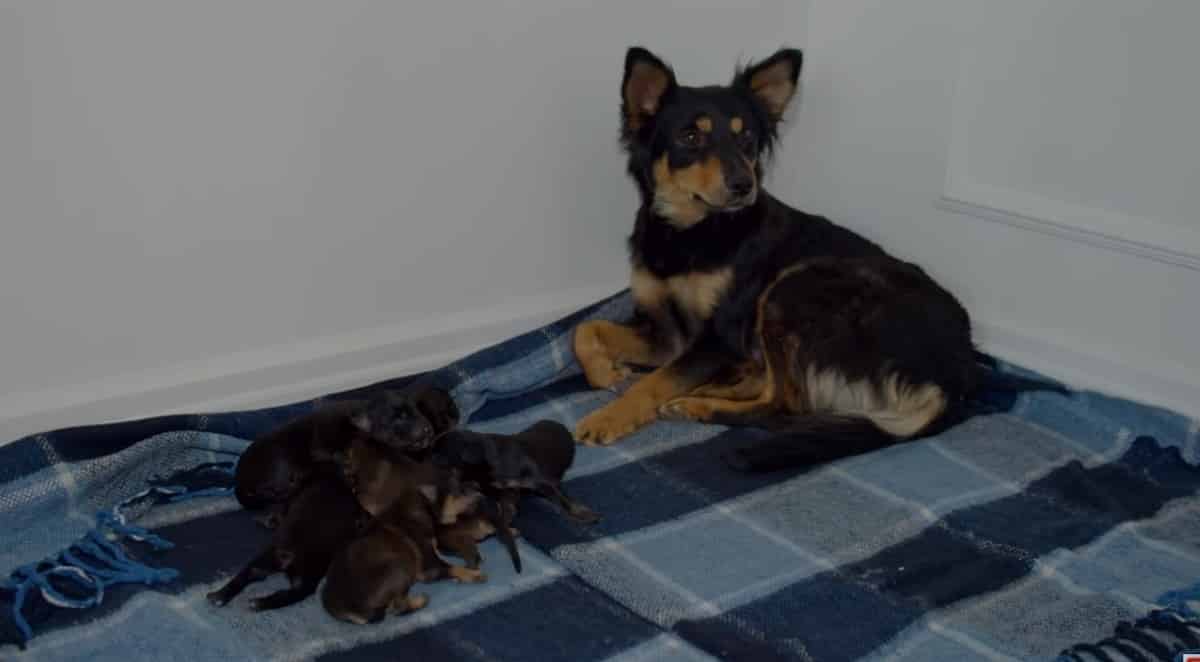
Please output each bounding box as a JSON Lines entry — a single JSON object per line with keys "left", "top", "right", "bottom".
{"left": 3, "top": 291, "right": 1200, "bottom": 662}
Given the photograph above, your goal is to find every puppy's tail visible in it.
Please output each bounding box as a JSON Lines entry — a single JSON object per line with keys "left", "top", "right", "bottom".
{"left": 480, "top": 497, "right": 522, "bottom": 573}
{"left": 723, "top": 414, "right": 896, "bottom": 474}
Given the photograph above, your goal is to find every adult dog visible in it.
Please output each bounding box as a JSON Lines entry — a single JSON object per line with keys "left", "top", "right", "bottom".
{"left": 573, "top": 46, "right": 1052, "bottom": 471}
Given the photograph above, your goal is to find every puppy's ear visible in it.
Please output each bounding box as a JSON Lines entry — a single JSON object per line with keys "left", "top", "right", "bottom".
{"left": 357, "top": 514, "right": 374, "bottom": 534}
{"left": 417, "top": 485, "right": 438, "bottom": 503}
{"left": 622, "top": 47, "right": 676, "bottom": 139}
{"left": 735, "top": 48, "right": 803, "bottom": 123}
{"left": 351, "top": 412, "right": 372, "bottom": 434}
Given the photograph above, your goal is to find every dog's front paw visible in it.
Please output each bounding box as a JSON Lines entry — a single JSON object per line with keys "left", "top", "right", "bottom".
{"left": 575, "top": 402, "right": 652, "bottom": 446}
{"left": 581, "top": 359, "right": 632, "bottom": 391}
{"left": 449, "top": 566, "right": 487, "bottom": 584}
{"left": 659, "top": 397, "right": 714, "bottom": 422}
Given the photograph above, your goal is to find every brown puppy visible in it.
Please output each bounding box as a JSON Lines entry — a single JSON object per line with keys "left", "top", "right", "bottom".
{"left": 209, "top": 474, "right": 370, "bottom": 611}
{"left": 435, "top": 420, "right": 599, "bottom": 524}
{"left": 339, "top": 434, "right": 523, "bottom": 573}
{"left": 434, "top": 497, "right": 518, "bottom": 570}
{"left": 340, "top": 435, "right": 442, "bottom": 518}
{"left": 322, "top": 483, "right": 485, "bottom": 624}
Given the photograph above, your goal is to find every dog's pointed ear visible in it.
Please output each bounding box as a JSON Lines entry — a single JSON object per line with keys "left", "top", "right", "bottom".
{"left": 351, "top": 412, "right": 371, "bottom": 434}
{"left": 735, "top": 48, "right": 803, "bottom": 122}
{"left": 622, "top": 47, "right": 676, "bottom": 137}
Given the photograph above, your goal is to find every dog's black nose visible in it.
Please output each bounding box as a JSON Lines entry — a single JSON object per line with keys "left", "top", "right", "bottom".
{"left": 728, "top": 174, "right": 754, "bottom": 199}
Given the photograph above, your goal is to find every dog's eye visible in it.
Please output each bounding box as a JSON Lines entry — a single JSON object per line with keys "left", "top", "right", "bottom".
{"left": 677, "top": 129, "right": 704, "bottom": 149}
{"left": 737, "top": 128, "right": 757, "bottom": 152}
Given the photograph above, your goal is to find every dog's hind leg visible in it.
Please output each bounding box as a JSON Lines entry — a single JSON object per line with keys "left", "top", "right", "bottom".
{"left": 576, "top": 332, "right": 737, "bottom": 444}
{"left": 248, "top": 575, "right": 321, "bottom": 611}
{"left": 661, "top": 347, "right": 779, "bottom": 423}
{"left": 207, "top": 549, "right": 279, "bottom": 606}
{"left": 687, "top": 362, "right": 766, "bottom": 401}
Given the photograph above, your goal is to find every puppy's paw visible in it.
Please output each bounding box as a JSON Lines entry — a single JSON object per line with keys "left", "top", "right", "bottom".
{"left": 574, "top": 402, "right": 652, "bottom": 446}
{"left": 254, "top": 511, "right": 282, "bottom": 530}
{"left": 567, "top": 503, "right": 601, "bottom": 524}
{"left": 406, "top": 593, "right": 430, "bottom": 612}
{"left": 247, "top": 597, "right": 267, "bottom": 611}
{"left": 206, "top": 590, "right": 231, "bottom": 607}
{"left": 448, "top": 566, "right": 487, "bottom": 584}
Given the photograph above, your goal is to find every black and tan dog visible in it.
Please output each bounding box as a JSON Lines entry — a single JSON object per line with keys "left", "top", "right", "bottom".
{"left": 573, "top": 46, "right": 1063, "bottom": 470}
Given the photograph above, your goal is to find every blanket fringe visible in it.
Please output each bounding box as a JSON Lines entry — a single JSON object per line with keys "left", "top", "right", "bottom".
{"left": 1, "top": 461, "right": 236, "bottom": 647}
{"left": 1057, "top": 608, "right": 1200, "bottom": 662}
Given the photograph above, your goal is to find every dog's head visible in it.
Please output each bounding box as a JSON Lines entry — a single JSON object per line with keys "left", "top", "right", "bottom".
{"left": 351, "top": 390, "right": 437, "bottom": 453}
{"left": 234, "top": 438, "right": 308, "bottom": 510}
{"left": 620, "top": 46, "right": 803, "bottom": 229}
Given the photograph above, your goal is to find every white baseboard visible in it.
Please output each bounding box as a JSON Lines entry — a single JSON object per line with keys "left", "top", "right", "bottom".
{"left": 5, "top": 285, "right": 1191, "bottom": 447}
{"left": 0, "top": 283, "right": 626, "bottom": 446}
{"left": 974, "top": 319, "right": 1200, "bottom": 422}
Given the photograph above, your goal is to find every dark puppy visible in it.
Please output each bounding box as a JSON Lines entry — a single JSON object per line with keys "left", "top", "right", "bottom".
{"left": 340, "top": 435, "right": 523, "bottom": 573}
{"left": 234, "top": 400, "right": 362, "bottom": 513}
{"left": 409, "top": 385, "right": 460, "bottom": 442}
{"left": 347, "top": 388, "right": 450, "bottom": 457}
{"left": 436, "top": 420, "right": 600, "bottom": 524}
{"left": 234, "top": 385, "right": 455, "bottom": 516}
{"left": 340, "top": 436, "right": 443, "bottom": 518}
{"left": 322, "top": 483, "right": 485, "bottom": 624}
{"left": 208, "top": 475, "right": 370, "bottom": 611}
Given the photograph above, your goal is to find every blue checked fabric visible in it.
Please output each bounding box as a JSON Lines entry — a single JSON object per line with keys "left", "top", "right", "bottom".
{"left": 3, "top": 290, "right": 1200, "bottom": 662}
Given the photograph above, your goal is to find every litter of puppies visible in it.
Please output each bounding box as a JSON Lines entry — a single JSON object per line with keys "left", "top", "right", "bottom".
{"left": 214, "top": 382, "right": 598, "bottom": 623}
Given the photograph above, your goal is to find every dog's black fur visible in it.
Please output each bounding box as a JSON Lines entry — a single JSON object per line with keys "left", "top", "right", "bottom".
{"left": 572, "top": 46, "right": 1066, "bottom": 468}
{"left": 209, "top": 475, "right": 371, "bottom": 611}
{"left": 435, "top": 421, "right": 599, "bottom": 525}
{"left": 234, "top": 400, "right": 362, "bottom": 513}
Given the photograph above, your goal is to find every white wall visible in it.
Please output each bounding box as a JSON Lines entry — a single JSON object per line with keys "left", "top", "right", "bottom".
{"left": 12, "top": 0, "right": 1188, "bottom": 444}
{"left": 0, "top": 1, "right": 806, "bottom": 442}
{"left": 790, "top": 0, "right": 1200, "bottom": 419}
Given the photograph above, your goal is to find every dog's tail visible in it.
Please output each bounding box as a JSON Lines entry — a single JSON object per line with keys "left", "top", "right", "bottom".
{"left": 723, "top": 353, "right": 1070, "bottom": 474}
{"left": 972, "top": 349, "right": 1070, "bottom": 396}
{"left": 480, "top": 496, "right": 522, "bottom": 574}
{"left": 723, "top": 414, "right": 896, "bottom": 473}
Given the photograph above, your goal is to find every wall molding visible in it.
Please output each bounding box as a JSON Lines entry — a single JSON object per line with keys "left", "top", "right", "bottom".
{"left": 3, "top": 280, "right": 1192, "bottom": 446}
{"left": 937, "top": 186, "right": 1200, "bottom": 273}
{"left": 938, "top": 44, "right": 1200, "bottom": 272}
{"left": 0, "top": 283, "right": 626, "bottom": 445}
